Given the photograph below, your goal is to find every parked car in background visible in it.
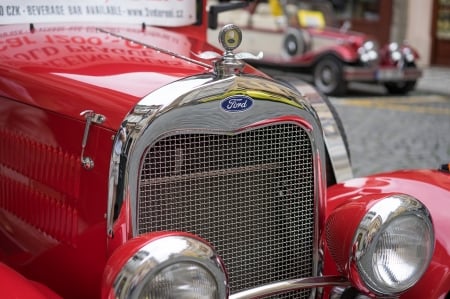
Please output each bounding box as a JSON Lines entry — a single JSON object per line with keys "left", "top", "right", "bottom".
{"left": 209, "top": 0, "right": 423, "bottom": 96}
{"left": 1, "top": 1, "right": 449, "bottom": 299}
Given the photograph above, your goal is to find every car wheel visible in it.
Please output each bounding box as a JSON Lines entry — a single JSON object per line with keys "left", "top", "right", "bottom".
{"left": 384, "top": 80, "right": 417, "bottom": 94}
{"left": 313, "top": 56, "right": 347, "bottom": 96}
{"left": 283, "top": 29, "right": 307, "bottom": 56}
{"left": 384, "top": 63, "right": 418, "bottom": 94}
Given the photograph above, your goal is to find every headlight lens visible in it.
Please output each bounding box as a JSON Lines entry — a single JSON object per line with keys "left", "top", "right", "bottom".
{"left": 113, "top": 235, "right": 228, "bottom": 299}
{"left": 353, "top": 194, "right": 434, "bottom": 295}
{"left": 388, "top": 42, "right": 399, "bottom": 52}
{"left": 141, "top": 262, "right": 219, "bottom": 298}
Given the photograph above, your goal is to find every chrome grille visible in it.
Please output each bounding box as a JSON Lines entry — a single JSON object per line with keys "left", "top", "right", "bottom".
{"left": 138, "top": 123, "right": 315, "bottom": 298}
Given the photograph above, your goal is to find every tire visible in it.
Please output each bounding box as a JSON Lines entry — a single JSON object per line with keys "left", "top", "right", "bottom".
{"left": 384, "top": 80, "right": 417, "bottom": 94}
{"left": 384, "top": 64, "right": 418, "bottom": 94}
{"left": 283, "top": 29, "right": 307, "bottom": 56}
{"left": 313, "top": 56, "right": 347, "bottom": 96}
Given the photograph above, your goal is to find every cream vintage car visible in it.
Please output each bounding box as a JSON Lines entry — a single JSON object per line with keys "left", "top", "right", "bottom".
{"left": 209, "top": 0, "right": 423, "bottom": 96}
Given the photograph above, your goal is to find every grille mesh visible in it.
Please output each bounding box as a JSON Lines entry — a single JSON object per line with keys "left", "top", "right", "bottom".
{"left": 138, "top": 123, "right": 315, "bottom": 298}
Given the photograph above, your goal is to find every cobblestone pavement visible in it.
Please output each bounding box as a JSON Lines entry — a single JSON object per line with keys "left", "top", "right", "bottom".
{"left": 330, "top": 67, "right": 450, "bottom": 178}
{"left": 416, "top": 66, "right": 450, "bottom": 97}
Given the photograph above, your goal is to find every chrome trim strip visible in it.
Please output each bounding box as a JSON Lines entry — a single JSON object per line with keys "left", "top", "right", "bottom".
{"left": 229, "top": 276, "right": 351, "bottom": 299}
{"left": 274, "top": 76, "right": 353, "bottom": 183}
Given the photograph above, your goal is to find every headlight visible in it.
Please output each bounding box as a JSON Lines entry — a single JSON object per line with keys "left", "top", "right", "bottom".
{"left": 352, "top": 194, "right": 434, "bottom": 295}
{"left": 388, "top": 42, "right": 399, "bottom": 52}
{"left": 358, "top": 40, "right": 379, "bottom": 64}
{"left": 402, "top": 47, "right": 415, "bottom": 62}
{"left": 108, "top": 234, "right": 228, "bottom": 299}
{"left": 388, "top": 42, "right": 416, "bottom": 63}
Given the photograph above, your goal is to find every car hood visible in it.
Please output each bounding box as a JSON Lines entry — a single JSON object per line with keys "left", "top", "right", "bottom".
{"left": 0, "top": 23, "right": 225, "bottom": 130}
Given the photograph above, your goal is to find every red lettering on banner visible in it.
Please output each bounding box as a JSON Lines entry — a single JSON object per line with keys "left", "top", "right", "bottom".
{"left": 13, "top": 46, "right": 58, "bottom": 61}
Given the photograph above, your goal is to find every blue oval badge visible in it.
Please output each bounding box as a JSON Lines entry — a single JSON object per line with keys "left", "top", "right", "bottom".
{"left": 221, "top": 95, "right": 253, "bottom": 112}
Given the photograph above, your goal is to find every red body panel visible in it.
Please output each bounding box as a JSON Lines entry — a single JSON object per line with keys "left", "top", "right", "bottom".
{"left": 0, "top": 22, "right": 218, "bottom": 298}
{"left": 0, "top": 18, "right": 266, "bottom": 298}
{"left": 0, "top": 24, "right": 218, "bottom": 130}
{"left": 0, "top": 95, "right": 114, "bottom": 298}
{"left": 0, "top": 262, "right": 62, "bottom": 299}
{"left": 325, "top": 169, "right": 450, "bottom": 298}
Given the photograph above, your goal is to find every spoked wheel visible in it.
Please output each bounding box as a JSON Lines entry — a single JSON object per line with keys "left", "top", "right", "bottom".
{"left": 313, "top": 56, "right": 347, "bottom": 96}
{"left": 284, "top": 34, "right": 300, "bottom": 56}
{"left": 283, "top": 29, "right": 308, "bottom": 56}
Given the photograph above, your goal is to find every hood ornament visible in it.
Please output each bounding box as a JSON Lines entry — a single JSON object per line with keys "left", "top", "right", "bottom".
{"left": 197, "top": 24, "right": 262, "bottom": 77}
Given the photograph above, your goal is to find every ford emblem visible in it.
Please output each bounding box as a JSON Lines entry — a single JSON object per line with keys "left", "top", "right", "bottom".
{"left": 221, "top": 95, "right": 253, "bottom": 112}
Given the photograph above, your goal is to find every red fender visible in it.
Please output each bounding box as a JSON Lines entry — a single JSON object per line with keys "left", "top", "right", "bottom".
{"left": 324, "top": 169, "right": 450, "bottom": 298}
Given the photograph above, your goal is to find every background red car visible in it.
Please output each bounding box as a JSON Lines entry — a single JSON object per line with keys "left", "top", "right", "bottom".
{"left": 209, "top": 0, "right": 423, "bottom": 95}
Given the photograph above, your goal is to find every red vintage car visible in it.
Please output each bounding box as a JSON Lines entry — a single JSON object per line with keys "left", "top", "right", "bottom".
{"left": 0, "top": 1, "right": 449, "bottom": 299}
{"left": 209, "top": 0, "right": 423, "bottom": 96}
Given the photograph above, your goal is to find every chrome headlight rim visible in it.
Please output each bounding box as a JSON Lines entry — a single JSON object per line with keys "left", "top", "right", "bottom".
{"left": 113, "top": 234, "right": 228, "bottom": 299}
{"left": 351, "top": 194, "right": 434, "bottom": 295}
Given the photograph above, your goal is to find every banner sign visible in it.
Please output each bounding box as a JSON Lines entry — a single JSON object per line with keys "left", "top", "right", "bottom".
{"left": 0, "top": 0, "right": 198, "bottom": 26}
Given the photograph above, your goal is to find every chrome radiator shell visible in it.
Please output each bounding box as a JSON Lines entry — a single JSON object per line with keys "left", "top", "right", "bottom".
{"left": 108, "top": 74, "right": 327, "bottom": 298}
